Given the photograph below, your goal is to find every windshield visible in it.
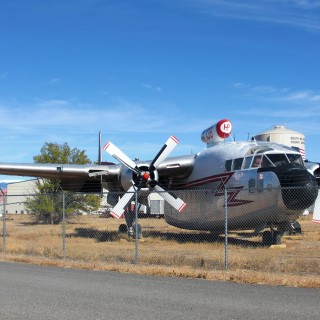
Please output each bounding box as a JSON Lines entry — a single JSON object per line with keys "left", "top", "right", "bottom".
{"left": 249, "top": 153, "right": 304, "bottom": 168}
{"left": 287, "top": 154, "right": 304, "bottom": 166}
{"left": 225, "top": 153, "right": 304, "bottom": 171}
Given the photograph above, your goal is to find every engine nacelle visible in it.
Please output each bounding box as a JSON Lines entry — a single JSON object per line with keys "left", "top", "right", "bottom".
{"left": 201, "top": 119, "right": 232, "bottom": 145}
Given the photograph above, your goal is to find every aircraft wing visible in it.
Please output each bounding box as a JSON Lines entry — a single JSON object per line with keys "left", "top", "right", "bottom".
{"left": 0, "top": 154, "right": 195, "bottom": 192}
{"left": 0, "top": 162, "right": 121, "bottom": 192}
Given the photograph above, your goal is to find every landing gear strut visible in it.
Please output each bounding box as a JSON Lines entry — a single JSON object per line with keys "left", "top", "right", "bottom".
{"left": 117, "top": 203, "right": 142, "bottom": 239}
{"left": 262, "top": 221, "right": 302, "bottom": 246}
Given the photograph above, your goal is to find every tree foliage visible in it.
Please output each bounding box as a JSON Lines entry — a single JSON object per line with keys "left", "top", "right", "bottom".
{"left": 33, "top": 142, "right": 91, "bottom": 165}
{"left": 26, "top": 142, "right": 101, "bottom": 224}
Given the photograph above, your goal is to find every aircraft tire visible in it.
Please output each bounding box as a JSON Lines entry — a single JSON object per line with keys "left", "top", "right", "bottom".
{"left": 290, "top": 221, "right": 302, "bottom": 235}
{"left": 262, "top": 231, "right": 273, "bottom": 246}
{"left": 262, "top": 230, "right": 282, "bottom": 245}
{"left": 273, "top": 231, "right": 282, "bottom": 245}
{"left": 118, "top": 224, "right": 128, "bottom": 233}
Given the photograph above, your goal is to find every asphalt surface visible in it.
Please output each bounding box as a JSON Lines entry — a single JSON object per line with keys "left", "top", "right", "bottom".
{"left": 0, "top": 261, "right": 318, "bottom": 320}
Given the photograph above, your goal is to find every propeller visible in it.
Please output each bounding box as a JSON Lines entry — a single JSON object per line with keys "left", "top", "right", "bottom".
{"left": 104, "top": 136, "right": 186, "bottom": 218}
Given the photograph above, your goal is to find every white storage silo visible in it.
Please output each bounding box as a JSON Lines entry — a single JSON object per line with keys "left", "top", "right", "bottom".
{"left": 254, "top": 125, "right": 306, "bottom": 159}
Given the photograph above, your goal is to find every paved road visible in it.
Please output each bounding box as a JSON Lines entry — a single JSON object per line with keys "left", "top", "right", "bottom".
{"left": 0, "top": 261, "right": 318, "bottom": 320}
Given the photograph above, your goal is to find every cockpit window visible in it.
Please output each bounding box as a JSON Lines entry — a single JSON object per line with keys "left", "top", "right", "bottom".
{"left": 225, "top": 159, "right": 232, "bottom": 171}
{"left": 225, "top": 158, "right": 244, "bottom": 171}
{"left": 250, "top": 155, "right": 273, "bottom": 168}
{"left": 287, "top": 154, "right": 304, "bottom": 165}
{"left": 243, "top": 156, "right": 253, "bottom": 169}
{"left": 226, "top": 152, "right": 304, "bottom": 172}
{"left": 233, "top": 158, "right": 243, "bottom": 170}
{"left": 252, "top": 155, "right": 262, "bottom": 168}
{"left": 246, "top": 146, "right": 274, "bottom": 155}
{"left": 266, "top": 154, "right": 288, "bottom": 166}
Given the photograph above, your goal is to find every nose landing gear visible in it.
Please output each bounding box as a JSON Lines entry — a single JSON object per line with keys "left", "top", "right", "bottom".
{"left": 262, "top": 221, "right": 302, "bottom": 246}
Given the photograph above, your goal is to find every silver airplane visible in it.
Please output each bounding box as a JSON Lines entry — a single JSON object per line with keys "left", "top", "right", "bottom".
{"left": 0, "top": 119, "right": 317, "bottom": 245}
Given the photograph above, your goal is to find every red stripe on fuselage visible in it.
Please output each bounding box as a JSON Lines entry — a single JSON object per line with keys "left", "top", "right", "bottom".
{"left": 179, "top": 172, "right": 253, "bottom": 207}
{"left": 181, "top": 172, "right": 234, "bottom": 189}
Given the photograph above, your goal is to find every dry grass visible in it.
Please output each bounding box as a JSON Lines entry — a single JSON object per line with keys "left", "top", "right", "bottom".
{"left": 0, "top": 214, "right": 319, "bottom": 288}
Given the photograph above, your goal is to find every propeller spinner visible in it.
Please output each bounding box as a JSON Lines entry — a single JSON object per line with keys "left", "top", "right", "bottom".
{"left": 103, "top": 136, "right": 186, "bottom": 219}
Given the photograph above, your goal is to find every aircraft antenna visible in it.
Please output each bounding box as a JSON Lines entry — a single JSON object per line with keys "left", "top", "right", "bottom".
{"left": 98, "top": 131, "right": 102, "bottom": 165}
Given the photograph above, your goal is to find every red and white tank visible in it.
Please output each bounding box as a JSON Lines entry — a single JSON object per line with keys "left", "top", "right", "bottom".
{"left": 201, "top": 119, "right": 232, "bottom": 146}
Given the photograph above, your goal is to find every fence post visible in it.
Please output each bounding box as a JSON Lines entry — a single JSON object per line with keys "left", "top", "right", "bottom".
{"left": 134, "top": 190, "right": 139, "bottom": 264}
{"left": 61, "top": 189, "right": 66, "bottom": 259}
{"left": 224, "top": 187, "right": 228, "bottom": 271}
{"left": 1, "top": 188, "right": 6, "bottom": 254}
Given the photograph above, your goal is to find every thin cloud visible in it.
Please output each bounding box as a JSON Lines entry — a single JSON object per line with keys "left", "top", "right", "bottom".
{"left": 142, "top": 83, "right": 163, "bottom": 92}
{"left": 0, "top": 98, "right": 208, "bottom": 137}
{"left": 233, "top": 82, "right": 320, "bottom": 103}
{"left": 280, "top": 90, "right": 320, "bottom": 102}
{"left": 183, "top": 0, "right": 320, "bottom": 32}
{"left": 46, "top": 78, "right": 61, "bottom": 85}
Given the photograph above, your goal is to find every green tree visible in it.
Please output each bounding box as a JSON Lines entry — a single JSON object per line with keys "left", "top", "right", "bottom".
{"left": 26, "top": 142, "right": 101, "bottom": 224}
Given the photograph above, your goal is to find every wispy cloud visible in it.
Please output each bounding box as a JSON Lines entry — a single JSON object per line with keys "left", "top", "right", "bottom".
{"left": 142, "top": 83, "right": 163, "bottom": 92}
{"left": 232, "top": 81, "right": 320, "bottom": 137}
{"left": 183, "top": 0, "right": 320, "bottom": 32}
{"left": 46, "top": 78, "right": 61, "bottom": 85}
{"left": 0, "top": 97, "right": 210, "bottom": 162}
{"left": 0, "top": 98, "right": 207, "bottom": 136}
{"left": 233, "top": 82, "right": 320, "bottom": 104}
{"left": 280, "top": 90, "right": 320, "bottom": 102}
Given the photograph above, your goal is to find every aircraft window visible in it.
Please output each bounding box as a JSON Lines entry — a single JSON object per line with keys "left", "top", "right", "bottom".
{"left": 251, "top": 155, "right": 273, "bottom": 168}
{"left": 225, "top": 160, "right": 232, "bottom": 172}
{"left": 233, "top": 158, "right": 243, "bottom": 170}
{"left": 247, "top": 146, "right": 274, "bottom": 155}
{"left": 252, "top": 155, "right": 262, "bottom": 168}
{"left": 267, "top": 154, "right": 289, "bottom": 167}
{"left": 287, "top": 154, "right": 303, "bottom": 165}
{"left": 243, "top": 156, "right": 253, "bottom": 169}
{"left": 261, "top": 156, "right": 273, "bottom": 168}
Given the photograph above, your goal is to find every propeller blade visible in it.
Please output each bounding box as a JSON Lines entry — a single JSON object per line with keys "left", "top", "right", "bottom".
{"left": 154, "top": 185, "right": 186, "bottom": 212}
{"left": 109, "top": 186, "right": 136, "bottom": 219}
{"left": 104, "top": 141, "right": 140, "bottom": 174}
{"left": 150, "top": 136, "right": 179, "bottom": 169}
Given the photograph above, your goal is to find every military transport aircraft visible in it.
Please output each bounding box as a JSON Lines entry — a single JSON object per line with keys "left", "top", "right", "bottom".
{"left": 0, "top": 119, "right": 317, "bottom": 245}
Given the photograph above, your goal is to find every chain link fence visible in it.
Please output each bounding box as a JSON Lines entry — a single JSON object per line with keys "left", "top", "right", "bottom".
{"left": 1, "top": 187, "right": 319, "bottom": 277}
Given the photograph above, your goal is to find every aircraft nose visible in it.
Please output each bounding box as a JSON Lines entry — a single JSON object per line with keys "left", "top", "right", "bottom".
{"left": 275, "top": 165, "right": 318, "bottom": 210}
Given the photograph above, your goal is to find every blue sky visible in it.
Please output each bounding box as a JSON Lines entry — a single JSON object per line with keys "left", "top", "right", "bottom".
{"left": 0, "top": 0, "right": 319, "bottom": 181}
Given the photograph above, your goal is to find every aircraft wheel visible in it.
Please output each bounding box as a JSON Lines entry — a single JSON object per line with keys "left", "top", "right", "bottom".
{"left": 290, "top": 221, "right": 302, "bottom": 235}
{"left": 262, "top": 231, "right": 273, "bottom": 246}
{"left": 118, "top": 224, "right": 128, "bottom": 233}
{"left": 262, "top": 230, "right": 282, "bottom": 245}
{"left": 273, "top": 231, "right": 282, "bottom": 245}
